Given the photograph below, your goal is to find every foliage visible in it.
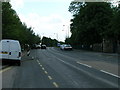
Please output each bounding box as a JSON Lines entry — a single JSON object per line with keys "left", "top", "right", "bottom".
{"left": 68, "top": 2, "right": 119, "bottom": 47}
{"left": 2, "top": 2, "right": 41, "bottom": 49}
{"left": 42, "top": 36, "right": 58, "bottom": 47}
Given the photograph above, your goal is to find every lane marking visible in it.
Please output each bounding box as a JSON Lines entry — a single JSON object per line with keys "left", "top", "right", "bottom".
{"left": 0, "top": 66, "right": 12, "bottom": 73}
{"left": 56, "top": 57, "right": 119, "bottom": 87}
{"left": 53, "top": 82, "right": 59, "bottom": 88}
{"left": 48, "top": 76, "right": 52, "bottom": 80}
{"left": 44, "top": 71, "right": 48, "bottom": 74}
{"left": 38, "top": 63, "right": 41, "bottom": 65}
{"left": 100, "top": 70, "right": 120, "bottom": 78}
{"left": 37, "top": 60, "right": 39, "bottom": 63}
{"left": 76, "top": 61, "right": 92, "bottom": 68}
{"left": 40, "top": 65, "right": 42, "bottom": 67}
{"left": 42, "top": 67, "right": 45, "bottom": 70}
{"left": 32, "top": 57, "right": 34, "bottom": 59}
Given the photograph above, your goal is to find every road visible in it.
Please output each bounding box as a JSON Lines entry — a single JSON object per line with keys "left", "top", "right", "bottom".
{"left": 1, "top": 47, "right": 119, "bottom": 88}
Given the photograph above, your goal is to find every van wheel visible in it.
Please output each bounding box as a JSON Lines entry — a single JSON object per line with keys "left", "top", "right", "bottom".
{"left": 17, "top": 62, "right": 21, "bottom": 66}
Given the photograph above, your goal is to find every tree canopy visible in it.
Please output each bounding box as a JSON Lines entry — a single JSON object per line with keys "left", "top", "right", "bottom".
{"left": 42, "top": 36, "right": 58, "bottom": 47}
{"left": 68, "top": 2, "right": 120, "bottom": 47}
{"left": 2, "top": 2, "right": 41, "bottom": 49}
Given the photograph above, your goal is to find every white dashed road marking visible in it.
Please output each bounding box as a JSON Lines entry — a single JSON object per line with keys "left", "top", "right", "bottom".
{"left": 76, "top": 61, "right": 92, "bottom": 68}
{"left": 100, "top": 70, "right": 120, "bottom": 78}
{"left": 53, "top": 82, "right": 59, "bottom": 88}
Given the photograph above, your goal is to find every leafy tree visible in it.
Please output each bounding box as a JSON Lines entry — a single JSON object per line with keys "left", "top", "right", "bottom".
{"left": 69, "top": 2, "right": 113, "bottom": 46}
{"left": 2, "top": 2, "right": 41, "bottom": 49}
{"left": 42, "top": 36, "right": 58, "bottom": 47}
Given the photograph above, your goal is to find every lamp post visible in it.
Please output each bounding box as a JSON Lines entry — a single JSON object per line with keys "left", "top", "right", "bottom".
{"left": 63, "top": 25, "right": 70, "bottom": 38}
{"left": 54, "top": 33, "right": 58, "bottom": 41}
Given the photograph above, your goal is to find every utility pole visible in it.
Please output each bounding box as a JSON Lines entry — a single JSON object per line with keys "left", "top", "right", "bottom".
{"left": 54, "top": 33, "right": 58, "bottom": 41}
{"left": 63, "top": 25, "right": 70, "bottom": 38}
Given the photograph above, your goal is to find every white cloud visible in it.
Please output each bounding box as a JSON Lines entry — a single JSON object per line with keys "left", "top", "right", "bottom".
{"left": 10, "top": 0, "right": 72, "bottom": 41}
{"left": 25, "top": 0, "right": 72, "bottom": 3}
{"left": 10, "top": 0, "right": 24, "bottom": 9}
{"left": 19, "top": 12, "right": 71, "bottom": 41}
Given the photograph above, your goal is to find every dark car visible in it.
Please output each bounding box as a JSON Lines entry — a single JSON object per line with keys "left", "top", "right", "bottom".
{"left": 41, "top": 44, "right": 46, "bottom": 49}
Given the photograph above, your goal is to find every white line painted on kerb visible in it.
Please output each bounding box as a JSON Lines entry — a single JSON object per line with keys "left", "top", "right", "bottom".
{"left": 100, "top": 70, "right": 120, "bottom": 78}
{"left": 77, "top": 61, "right": 92, "bottom": 68}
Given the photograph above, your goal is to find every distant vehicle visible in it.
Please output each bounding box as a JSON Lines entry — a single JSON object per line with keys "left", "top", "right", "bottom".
{"left": 36, "top": 45, "right": 41, "bottom": 49}
{"left": 57, "top": 43, "right": 61, "bottom": 47}
{"left": 0, "top": 39, "right": 21, "bottom": 66}
{"left": 41, "top": 44, "right": 46, "bottom": 49}
{"left": 60, "top": 44, "right": 72, "bottom": 50}
{"left": 60, "top": 44, "right": 65, "bottom": 50}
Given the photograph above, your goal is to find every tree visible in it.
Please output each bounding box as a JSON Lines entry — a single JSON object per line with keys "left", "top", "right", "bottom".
{"left": 2, "top": 2, "right": 41, "bottom": 49}
{"left": 42, "top": 36, "right": 58, "bottom": 47}
{"left": 69, "top": 2, "right": 113, "bottom": 46}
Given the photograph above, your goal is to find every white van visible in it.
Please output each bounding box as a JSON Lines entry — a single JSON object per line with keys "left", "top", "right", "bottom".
{"left": 0, "top": 39, "right": 21, "bottom": 66}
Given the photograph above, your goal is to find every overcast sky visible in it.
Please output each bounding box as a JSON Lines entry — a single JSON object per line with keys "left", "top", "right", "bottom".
{"left": 10, "top": 0, "right": 118, "bottom": 42}
{"left": 10, "top": 0, "right": 73, "bottom": 42}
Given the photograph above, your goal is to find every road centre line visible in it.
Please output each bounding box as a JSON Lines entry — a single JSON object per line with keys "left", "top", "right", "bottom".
{"left": 37, "top": 60, "right": 39, "bottom": 63}
{"left": 42, "top": 67, "right": 45, "bottom": 70}
{"left": 100, "top": 70, "right": 120, "bottom": 78}
{"left": 48, "top": 76, "right": 52, "bottom": 80}
{"left": 44, "top": 71, "right": 48, "bottom": 74}
{"left": 53, "top": 82, "right": 59, "bottom": 88}
{"left": 0, "top": 66, "right": 12, "bottom": 73}
{"left": 40, "top": 65, "right": 42, "bottom": 67}
{"left": 76, "top": 61, "right": 92, "bottom": 68}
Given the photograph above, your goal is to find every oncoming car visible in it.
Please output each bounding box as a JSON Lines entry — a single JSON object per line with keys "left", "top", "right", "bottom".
{"left": 41, "top": 44, "right": 46, "bottom": 49}
{"left": 60, "top": 44, "right": 72, "bottom": 50}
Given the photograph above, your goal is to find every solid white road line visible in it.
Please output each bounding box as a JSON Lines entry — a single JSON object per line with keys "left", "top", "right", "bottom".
{"left": 76, "top": 61, "right": 92, "bottom": 68}
{"left": 100, "top": 70, "right": 120, "bottom": 78}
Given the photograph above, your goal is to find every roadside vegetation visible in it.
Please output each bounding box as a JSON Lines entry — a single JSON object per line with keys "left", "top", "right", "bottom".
{"left": 2, "top": 2, "right": 120, "bottom": 52}
{"left": 2, "top": 2, "right": 41, "bottom": 49}
{"left": 66, "top": 2, "right": 120, "bottom": 53}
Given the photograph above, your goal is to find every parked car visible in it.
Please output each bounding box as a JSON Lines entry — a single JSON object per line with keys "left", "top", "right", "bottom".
{"left": 0, "top": 39, "right": 21, "bottom": 66}
{"left": 60, "top": 44, "right": 72, "bottom": 50}
{"left": 41, "top": 44, "right": 46, "bottom": 49}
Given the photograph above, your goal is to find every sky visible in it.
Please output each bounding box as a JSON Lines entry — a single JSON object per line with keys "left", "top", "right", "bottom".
{"left": 10, "top": 0, "right": 73, "bottom": 42}
{"left": 10, "top": 0, "right": 119, "bottom": 42}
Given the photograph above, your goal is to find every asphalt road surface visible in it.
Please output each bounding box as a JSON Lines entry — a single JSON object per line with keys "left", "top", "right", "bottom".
{"left": 2, "top": 47, "right": 119, "bottom": 88}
